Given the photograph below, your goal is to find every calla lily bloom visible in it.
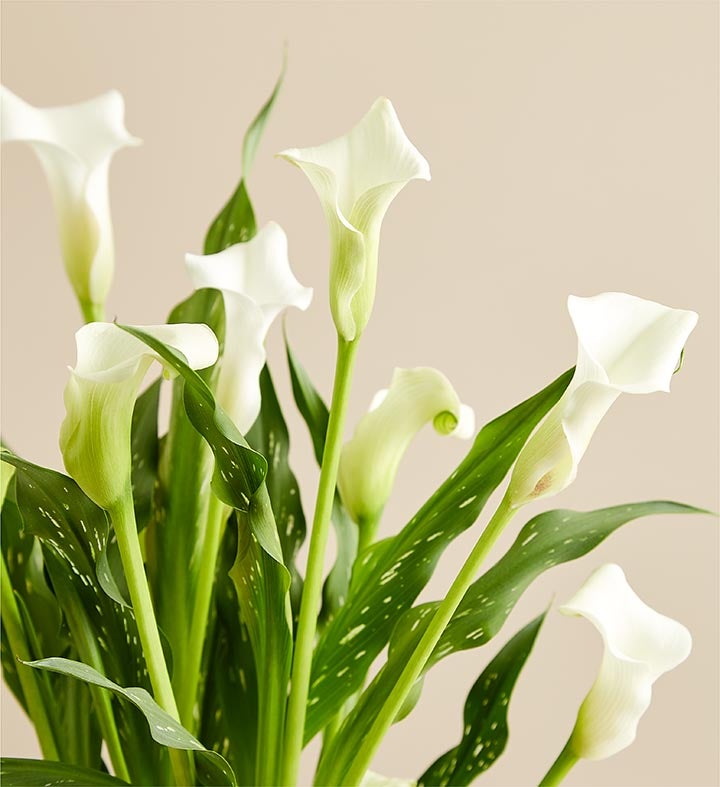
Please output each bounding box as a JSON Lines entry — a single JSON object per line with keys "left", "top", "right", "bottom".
{"left": 559, "top": 563, "right": 692, "bottom": 760}
{"left": 507, "top": 293, "right": 698, "bottom": 508}
{"left": 185, "top": 221, "right": 312, "bottom": 434}
{"left": 278, "top": 98, "right": 430, "bottom": 341}
{"left": 0, "top": 86, "right": 139, "bottom": 321}
{"left": 60, "top": 322, "right": 218, "bottom": 509}
{"left": 338, "top": 367, "right": 474, "bottom": 531}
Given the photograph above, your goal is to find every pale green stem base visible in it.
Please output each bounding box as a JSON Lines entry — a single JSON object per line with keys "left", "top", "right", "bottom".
{"left": 80, "top": 300, "right": 105, "bottom": 323}
{"left": 177, "top": 492, "right": 229, "bottom": 728}
{"left": 341, "top": 494, "right": 517, "bottom": 786}
{"left": 109, "top": 494, "right": 193, "bottom": 786}
{"left": 1, "top": 557, "right": 59, "bottom": 760}
{"left": 281, "top": 337, "right": 359, "bottom": 787}
{"left": 539, "top": 739, "right": 579, "bottom": 786}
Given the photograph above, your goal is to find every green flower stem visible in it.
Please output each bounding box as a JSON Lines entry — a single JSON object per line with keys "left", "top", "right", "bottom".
{"left": 281, "top": 336, "right": 359, "bottom": 787}
{"left": 539, "top": 739, "right": 579, "bottom": 786}
{"left": 80, "top": 300, "right": 105, "bottom": 323}
{"left": 341, "top": 494, "right": 517, "bottom": 786}
{"left": 108, "top": 493, "right": 193, "bottom": 786}
{"left": 356, "top": 511, "right": 381, "bottom": 558}
{"left": 1, "top": 556, "right": 60, "bottom": 760}
{"left": 178, "top": 492, "right": 229, "bottom": 728}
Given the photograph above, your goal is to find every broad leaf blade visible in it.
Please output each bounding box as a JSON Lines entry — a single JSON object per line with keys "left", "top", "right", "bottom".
{"left": 319, "top": 501, "right": 706, "bottom": 784}
{"left": 0, "top": 758, "right": 129, "bottom": 787}
{"left": 418, "top": 613, "right": 546, "bottom": 786}
{"left": 25, "top": 657, "right": 237, "bottom": 787}
{"left": 306, "top": 369, "right": 573, "bottom": 742}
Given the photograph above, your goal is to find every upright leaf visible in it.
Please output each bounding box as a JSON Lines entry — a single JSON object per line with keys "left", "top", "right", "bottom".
{"left": 306, "top": 369, "right": 573, "bottom": 742}
{"left": 418, "top": 614, "right": 546, "bottom": 786}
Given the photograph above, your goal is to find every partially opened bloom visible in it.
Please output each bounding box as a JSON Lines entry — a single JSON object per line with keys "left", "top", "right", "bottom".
{"left": 507, "top": 293, "right": 698, "bottom": 508}
{"left": 559, "top": 563, "right": 691, "bottom": 760}
{"left": 185, "top": 221, "right": 312, "bottom": 433}
{"left": 338, "top": 367, "right": 474, "bottom": 529}
{"left": 0, "top": 86, "right": 139, "bottom": 321}
{"left": 278, "top": 98, "right": 430, "bottom": 341}
{"left": 60, "top": 323, "right": 218, "bottom": 510}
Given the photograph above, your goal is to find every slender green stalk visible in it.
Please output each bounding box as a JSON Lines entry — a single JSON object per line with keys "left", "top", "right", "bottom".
{"left": 108, "top": 493, "right": 193, "bottom": 786}
{"left": 340, "top": 494, "right": 517, "bottom": 786}
{"left": 356, "top": 511, "right": 381, "bottom": 558}
{"left": 281, "top": 337, "right": 359, "bottom": 787}
{"left": 539, "top": 739, "right": 579, "bottom": 786}
{"left": 177, "top": 492, "right": 229, "bottom": 728}
{"left": 1, "top": 557, "right": 59, "bottom": 760}
{"left": 80, "top": 300, "right": 105, "bottom": 323}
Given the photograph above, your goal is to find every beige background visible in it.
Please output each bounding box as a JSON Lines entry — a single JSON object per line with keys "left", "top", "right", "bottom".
{"left": 1, "top": 2, "right": 718, "bottom": 786}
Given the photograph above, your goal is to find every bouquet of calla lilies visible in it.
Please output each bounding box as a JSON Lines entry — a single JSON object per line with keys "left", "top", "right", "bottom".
{"left": 0, "top": 63, "right": 710, "bottom": 787}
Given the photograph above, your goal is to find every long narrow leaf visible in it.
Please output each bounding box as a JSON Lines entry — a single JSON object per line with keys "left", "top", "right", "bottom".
{"left": 306, "top": 369, "right": 573, "bottom": 742}
{"left": 0, "top": 758, "right": 129, "bottom": 787}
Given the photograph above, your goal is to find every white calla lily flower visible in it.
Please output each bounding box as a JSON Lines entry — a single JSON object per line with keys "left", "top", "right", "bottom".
{"left": 279, "top": 97, "right": 430, "bottom": 341}
{"left": 1, "top": 86, "right": 140, "bottom": 321}
{"left": 560, "top": 563, "right": 692, "bottom": 760}
{"left": 338, "top": 367, "right": 474, "bottom": 531}
{"left": 60, "top": 322, "right": 218, "bottom": 509}
{"left": 185, "top": 221, "right": 312, "bottom": 433}
{"left": 507, "top": 292, "right": 698, "bottom": 508}
{"left": 360, "top": 771, "right": 415, "bottom": 787}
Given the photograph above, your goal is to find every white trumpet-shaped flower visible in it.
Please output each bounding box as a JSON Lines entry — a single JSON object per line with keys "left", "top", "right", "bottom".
{"left": 338, "top": 367, "right": 474, "bottom": 529}
{"left": 60, "top": 322, "right": 218, "bottom": 509}
{"left": 1, "top": 86, "right": 139, "bottom": 321}
{"left": 507, "top": 292, "right": 698, "bottom": 508}
{"left": 279, "top": 98, "right": 430, "bottom": 341}
{"left": 560, "top": 563, "right": 692, "bottom": 760}
{"left": 185, "top": 221, "right": 312, "bottom": 434}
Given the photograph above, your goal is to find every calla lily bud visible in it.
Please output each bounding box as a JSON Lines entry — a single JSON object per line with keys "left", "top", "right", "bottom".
{"left": 507, "top": 292, "right": 698, "bottom": 508}
{"left": 338, "top": 367, "right": 474, "bottom": 528}
{"left": 60, "top": 322, "right": 218, "bottom": 509}
{"left": 559, "top": 563, "right": 691, "bottom": 760}
{"left": 185, "top": 221, "right": 312, "bottom": 434}
{"left": 0, "top": 86, "right": 139, "bottom": 321}
{"left": 278, "top": 98, "right": 430, "bottom": 341}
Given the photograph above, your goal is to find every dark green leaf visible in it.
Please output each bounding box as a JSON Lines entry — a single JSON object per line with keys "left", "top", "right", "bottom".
{"left": 0, "top": 758, "right": 129, "bottom": 786}
{"left": 319, "top": 501, "right": 706, "bottom": 784}
{"left": 246, "top": 365, "right": 307, "bottom": 621}
{"left": 306, "top": 369, "right": 573, "bottom": 742}
{"left": 25, "top": 657, "right": 237, "bottom": 787}
{"left": 131, "top": 378, "right": 161, "bottom": 532}
{"left": 418, "top": 613, "right": 546, "bottom": 786}
{"left": 286, "top": 340, "right": 330, "bottom": 465}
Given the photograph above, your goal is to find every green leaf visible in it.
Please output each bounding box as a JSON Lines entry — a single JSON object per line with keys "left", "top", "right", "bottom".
{"left": 320, "top": 501, "right": 706, "bottom": 785}
{"left": 25, "top": 657, "right": 237, "bottom": 787}
{"left": 131, "top": 378, "right": 161, "bottom": 532}
{"left": 0, "top": 758, "right": 129, "bottom": 787}
{"left": 418, "top": 613, "right": 546, "bottom": 786}
{"left": 306, "top": 369, "right": 573, "bottom": 742}
{"left": 246, "top": 365, "right": 307, "bottom": 621}
{"left": 0, "top": 452, "right": 160, "bottom": 784}
{"left": 204, "top": 56, "right": 285, "bottom": 255}
{"left": 285, "top": 340, "right": 358, "bottom": 626}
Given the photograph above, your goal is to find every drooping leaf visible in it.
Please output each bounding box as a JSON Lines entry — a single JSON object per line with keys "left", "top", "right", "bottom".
{"left": 418, "top": 613, "right": 546, "bottom": 786}
{"left": 285, "top": 340, "right": 358, "bottom": 625}
{"left": 120, "top": 325, "right": 292, "bottom": 786}
{"left": 246, "top": 365, "right": 307, "bottom": 620}
{"left": 306, "top": 369, "right": 573, "bottom": 742}
{"left": 0, "top": 758, "right": 129, "bottom": 787}
{"left": 25, "top": 657, "right": 237, "bottom": 787}
{"left": 319, "top": 501, "right": 706, "bottom": 785}
{"left": 0, "top": 452, "right": 160, "bottom": 784}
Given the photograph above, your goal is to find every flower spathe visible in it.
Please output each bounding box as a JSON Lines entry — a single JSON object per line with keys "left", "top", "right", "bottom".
{"left": 507, "top": 292, "right": 698, "bottom": 508}
{"left": 278, "top": 98, "right": 430, "bottom": 341}
{"left": 0, "top": 86, "right": 139, "bottom": 320}
{"left": 560, "top": 563, "right": 692, "bottom": 760}
{"left": 185, "top": 221, "right": 313, "bottom": 434}
{"left": 60, "top": 322, "right": 218, "bottom": 510}
{"left": 338, "top": 367, "right": 474, "bottom": 528}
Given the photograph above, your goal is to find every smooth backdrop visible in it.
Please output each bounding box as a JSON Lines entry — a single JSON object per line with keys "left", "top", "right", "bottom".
{"left": 1, "top": 2, "right": 718, "bottom": 786}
